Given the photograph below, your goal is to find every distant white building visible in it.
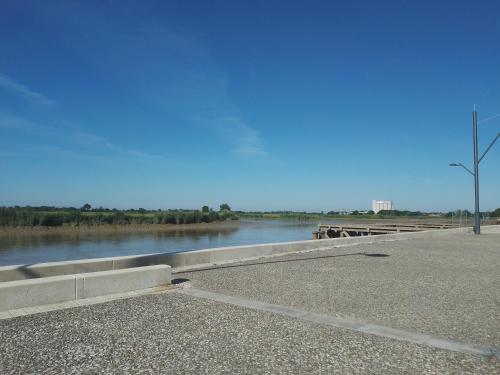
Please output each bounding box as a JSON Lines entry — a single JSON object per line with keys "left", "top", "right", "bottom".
{"left": 372, "top": 200, "right": 394, "bottom": 214}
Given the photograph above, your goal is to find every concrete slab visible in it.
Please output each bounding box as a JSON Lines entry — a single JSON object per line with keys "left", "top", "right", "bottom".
{"left": 0, "top": 274, "right": 77, "bottom": 311}
{"left": 179, "top": 287, "right": 498, "bottom": 359}
{"left": 176, "top": 230, "right": 500, "bottom": 348}
{"left": 78, "top": 265, "right": 171, "bottom": 299}
{"left": 1, "top": 292, "right": 498, "bottom": 374}
{"left": 0, "top": 265, "right": 171, "bottom": 311}
{"left": 0, "top": 259, "right": 114, "bottom": 282}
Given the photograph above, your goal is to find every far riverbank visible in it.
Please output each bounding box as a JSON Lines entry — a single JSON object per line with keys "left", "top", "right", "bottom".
{"left": 0, "top": 216, "right": 465, "bottom": 238}
{"left": 0, "top": 220, "right": 244, "bottom": 237}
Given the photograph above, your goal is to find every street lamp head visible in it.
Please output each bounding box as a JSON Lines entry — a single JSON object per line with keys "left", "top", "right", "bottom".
{"left": 449, "top": 163, "right": 459, "bottom": 167}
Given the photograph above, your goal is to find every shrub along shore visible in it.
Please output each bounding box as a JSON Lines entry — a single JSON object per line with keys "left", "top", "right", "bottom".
{"left": 0, "top": 204, "right": 238, "bottom": 228}
{"left": 1, "top": 205, "right": 498, "bottom": 232}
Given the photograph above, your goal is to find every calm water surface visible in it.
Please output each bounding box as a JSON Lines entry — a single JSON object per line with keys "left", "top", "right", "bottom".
{"left": 0, "top": 220, "right": 336, "bottom": 266}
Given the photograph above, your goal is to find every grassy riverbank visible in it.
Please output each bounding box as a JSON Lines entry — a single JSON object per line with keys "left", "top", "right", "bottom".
{"left": 0, "top": 206, "right": 238, "bottom": 228}
{"left": 1, "top": 206, "right": 498, "bottom": 236}
{"left": 0, "top": 220, "right": 243, "bottom": 237}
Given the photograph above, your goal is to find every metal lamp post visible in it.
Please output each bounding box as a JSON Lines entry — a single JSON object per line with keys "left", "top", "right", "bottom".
{"left": 449, "top": 111, "right": 499, "bottom": 235}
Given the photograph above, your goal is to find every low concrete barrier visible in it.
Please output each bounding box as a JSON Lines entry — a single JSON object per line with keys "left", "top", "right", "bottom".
{"left": 0, "top": 227, "right": 474, "bottom": 282}
{"left": 77, "top": 266, "right": 171, "bottom": 299}
{"left": 0, "top": 274, "right": 76, "bottom": 312}
{"left": 0, "top": 258, "right": 115, "bottom": 282}
{"left": 0, "top": 265, "right": 171, "bottom": 312}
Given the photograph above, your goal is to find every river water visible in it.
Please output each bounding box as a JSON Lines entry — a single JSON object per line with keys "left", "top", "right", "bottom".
{"left": 0, "top": 220, "right": 335, "bottom": 266}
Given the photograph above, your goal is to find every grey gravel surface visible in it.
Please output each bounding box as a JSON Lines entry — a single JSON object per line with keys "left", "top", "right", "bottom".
{"left": 1, "top": 292, "right": 499, "bottom": 374}
{"left": 177, "top": 232, "right": 500, "bottom": 347}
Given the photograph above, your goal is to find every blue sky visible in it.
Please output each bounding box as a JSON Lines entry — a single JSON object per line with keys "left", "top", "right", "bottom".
{"left": 1, "top": 0, "right": 499, "bottom": 212}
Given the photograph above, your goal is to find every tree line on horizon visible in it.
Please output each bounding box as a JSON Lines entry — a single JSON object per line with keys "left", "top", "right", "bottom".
{"left": 0, "top": 203, "right": 237, "bottom": 227}
{"left": 239, "top": 209, "right": 500, "bottom": 216}
{"left": 0, "top": 205, "right": 499, "bottom": 227}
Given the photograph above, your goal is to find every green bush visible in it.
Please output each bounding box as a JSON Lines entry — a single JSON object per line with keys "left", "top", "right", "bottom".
{"left": 0, "top": 206, "right": 239, "bottom": 227}
{"left": 490, "top": 208, "right": 500, "bottom": 217}
{"left": 40, "top": 214, "right": 63, "bottom": 227}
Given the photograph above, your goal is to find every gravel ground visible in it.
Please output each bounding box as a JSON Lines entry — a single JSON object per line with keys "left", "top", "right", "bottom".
{"left": 177, "top": 231, "right": 500, "bottom": 347}
{"left": 1, "top": 292, "right": 498, "bottom": 374}
{"left": 1, "top": 231, "right": 498, "bottom": 374}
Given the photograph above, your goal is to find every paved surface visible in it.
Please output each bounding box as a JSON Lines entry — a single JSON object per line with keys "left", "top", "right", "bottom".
{"left": 1, "top": 292, "right": 499, "bottom": 374}
{"left": 178, "top": 231, "right": 500, "bottom": 348}
{"left": 0, "top": 230, "right": 499, "bottom": 374}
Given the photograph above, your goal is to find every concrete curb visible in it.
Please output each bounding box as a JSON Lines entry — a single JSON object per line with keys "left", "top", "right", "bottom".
{"left": 0, "top": 265, "right": 171, "bottom": 312}
{"left": 0, "top": 227, "right": 474, "bottom": 282}
{"left": 481, "top": 225, "right": 500, "bottom": 234}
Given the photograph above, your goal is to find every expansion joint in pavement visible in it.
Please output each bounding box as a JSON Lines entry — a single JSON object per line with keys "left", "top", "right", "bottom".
{"left": 177, "top": 287, "right": 499, "bottom": 361}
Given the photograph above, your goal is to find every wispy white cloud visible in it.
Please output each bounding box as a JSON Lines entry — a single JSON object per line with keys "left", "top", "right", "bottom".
{"left": 216, "top": 116, "right": 268, "bottom": 157}
{"left": 14, "top": 3, "right": 268, "bottom": 159}
{"left": 0, "top": 112, "right": 164, "bottom": 161}
{"left": 72, "top": 129, "right": 165, "bottom": 159}
{"left": 0, "top": 112, "right": 57, "bottom": 134}
{"left": 479, "top": 112, "right": 500, "bottom": 124}
{"left": 0, "top": 73, "right": 56, "bottom": 107}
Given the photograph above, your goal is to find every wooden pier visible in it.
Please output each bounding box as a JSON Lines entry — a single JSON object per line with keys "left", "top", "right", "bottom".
{"left": 312, "top": 222, "right": 457, "bottom": 239}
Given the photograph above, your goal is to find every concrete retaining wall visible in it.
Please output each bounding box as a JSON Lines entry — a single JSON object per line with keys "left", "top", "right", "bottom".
{"left": 0, "top": 265, "right": 171, "bottom": 312}
{"left": 0, "top": 227, "right": 473, "bottom": 282}
{"left": 0, "top": 258, "right": 115, "bottom": 282}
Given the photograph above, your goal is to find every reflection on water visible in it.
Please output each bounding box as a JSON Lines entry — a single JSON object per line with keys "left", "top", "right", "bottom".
{"left": 0, "top": 226, "right": 240, "bottom": 250}
{"left": 0, "top": 220, "right": 333, "bottom": 266}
